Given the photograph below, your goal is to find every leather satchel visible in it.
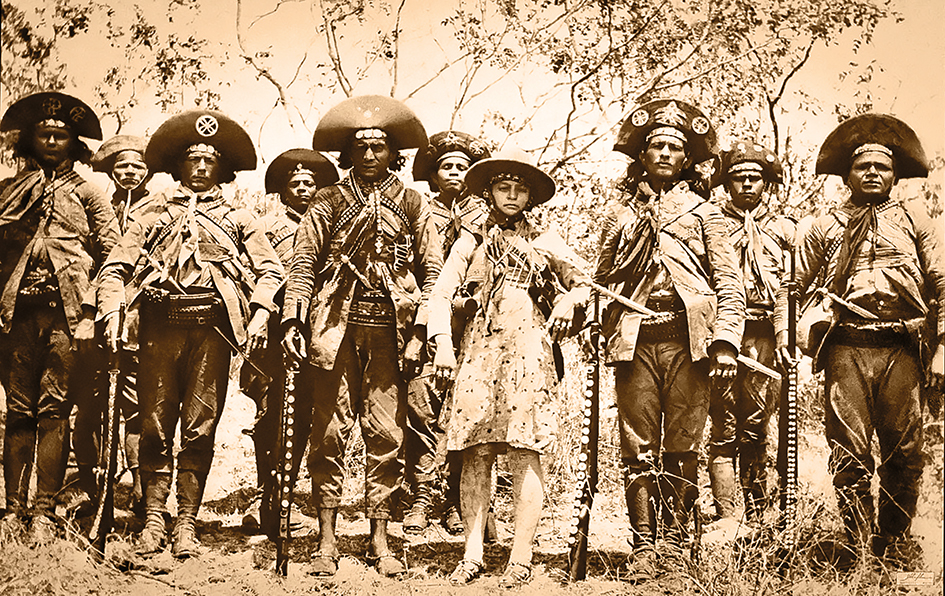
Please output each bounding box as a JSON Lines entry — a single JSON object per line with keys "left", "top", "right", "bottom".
{"left": 797, "top": 288, "right": 834, "bottom": 357}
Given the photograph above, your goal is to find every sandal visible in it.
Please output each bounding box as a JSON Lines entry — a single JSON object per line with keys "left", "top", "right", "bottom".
{"left": 368, "top": 554, "right": 406, "bottom": 577}
{"left": 448, "top": 559, "right": 483, "bottom": 586}
{"left": 308, "top": 553, "right": 339, "bottom": 576}
{"left": 498, "top": 562, "right": 532, "bottom": 589}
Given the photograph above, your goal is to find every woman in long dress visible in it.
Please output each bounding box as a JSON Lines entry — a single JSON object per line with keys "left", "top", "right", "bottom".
{"left": 427, "top": 148, "right": 590, "bottom": 587}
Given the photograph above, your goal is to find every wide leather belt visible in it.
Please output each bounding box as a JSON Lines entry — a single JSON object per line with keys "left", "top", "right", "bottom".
{"left": 143, "top": 288, "right": 223, "bottom": 327}
{"left": 349, "top": 296, "right": 395, "bottom": 327}
{"left": 639, "top": 309, "right": 687, "bottom": 343}
{"left": 833, "top": 321, "right": 909, "bottom": 347}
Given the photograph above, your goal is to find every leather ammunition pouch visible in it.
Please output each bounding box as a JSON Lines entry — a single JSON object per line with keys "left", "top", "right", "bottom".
{"left": 638, "top": 309, "right": 688, "bottom": 343}
{"left": 142, "top": 287, "right": 223, "bottom": 327}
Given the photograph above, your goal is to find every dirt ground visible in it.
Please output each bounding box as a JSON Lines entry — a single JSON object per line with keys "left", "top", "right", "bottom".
{"left": 0, "top": 380, "right": 942, "bottom": 596}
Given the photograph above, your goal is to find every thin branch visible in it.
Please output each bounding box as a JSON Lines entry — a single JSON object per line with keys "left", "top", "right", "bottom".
{"left": 767, "top": 37, "right": 816, "bottom": 152}
{"left": 317, "top": 0, "right": 353, "bottom": 96}
{"left": 390, "top": 0, "right": 407, "bottom": 97}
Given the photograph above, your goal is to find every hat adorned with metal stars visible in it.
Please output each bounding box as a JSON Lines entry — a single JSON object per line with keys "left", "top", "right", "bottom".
{"left": 412, "top": 130, "right": 491, "bottom": 182}
{"left": 90, "top": 135, "right": 148, "bottom": 173}
{"left": 712, "top": 140, "right": 783, "bottom": 187}
{"left": 613, "top": 98, "right": 717, "bottom": 164}
{"left": 264, "top": 148, "right": 340, "bottom": 194}
{"left": 311, "top": 95, "right": 427, "bottom": 152}
{"left": 0, "top": 91, "right": 102, "bottom": 140}
{"left": 464, "top": 147, "right": 556, "bottom": 207}
{"left": 816, "top": 113, "right": 929, "bottom": 179}
{"left": 145, "top": 110, "right": 256, "bottom": 175}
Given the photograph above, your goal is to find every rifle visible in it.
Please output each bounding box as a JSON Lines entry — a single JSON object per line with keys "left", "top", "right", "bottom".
{"left": 777, "top": 247, "right": 798, "bottom": 545}
{"left": 567, "top": 290, "right": 600, "bottom": 581}
{"left": 273, "top": 351, "right": 299, "bottom": 575}
{"left": 88, "top": 309, "right": 124, "bottom": 560}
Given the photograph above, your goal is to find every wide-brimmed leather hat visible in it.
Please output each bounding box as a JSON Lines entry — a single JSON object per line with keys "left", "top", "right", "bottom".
{"left": 464, "top": 147, "right": 556, "bottom": 207}
{"left": 1, "top": 91, "right": 102, "bottom": 140}
{"left": 412, "top": 130, "right": 491, "bottom": 183}
{"left": 613, "top": 98, "right": 716, "bottom": 164}
{"left": 312, "top": 95, "right": 427, "bottom": 151}
{"left": 145, "top": 110, "right": 256, "bottom": 175}
{"left": 90, "top": 135, "right": 148, "bottom": 173}
{"left": 816, "top": 113, "right": 929, "bottom": 179}
{"left": 264, "top": 148, "right": 339, "bottom": 194}
{"left": 712, "top": 140, "right": 783, "bottom": 187}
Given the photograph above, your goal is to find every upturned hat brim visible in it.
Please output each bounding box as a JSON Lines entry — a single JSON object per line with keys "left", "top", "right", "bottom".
{"left": 711, "top": 140, "right": 783, "bottom": 187}
{"left": 145, "top": 110, "right": 256, "bottom": 175}
{"left": 1, "top": 92, "right": 102, "bottom": 140}
{"left": 90, "top": 135, "right": 148, "bottom": 173}
{"left": 412, "top": 130, "right": 490, "bottom": 182}
{"left": 464, "top": 149, "right": 556, "bottom": 207}
{"left": 816, "top": 113, "right": 929, "bottom": 178}
{"left": 264, "top": 148, "right": 339, "bottom": 194}
{"left": 613, "top": 98, "right": 716, "bottom": 164}
{"left": 312, "top": 95, "right": 427, "bottom": 151}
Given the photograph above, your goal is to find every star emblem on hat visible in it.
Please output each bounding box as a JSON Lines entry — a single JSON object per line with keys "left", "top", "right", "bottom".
{"left": 442, "top": 131, "right": 460, "bottom": 147}
{"left": 43, "top": 98, "right": 61, "bottom": 116}
{"left": 195, "top": 114, "right": 218, "bottom": 137}
{"left": 653, "top": 101, "right": 687, "bottom": 128}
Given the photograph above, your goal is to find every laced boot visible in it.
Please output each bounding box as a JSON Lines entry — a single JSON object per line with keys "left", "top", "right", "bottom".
{"left": 136, "top": 471, "right": 170, "bottom": 555}
{"left": 172, "top": 470, "right": 206, "bottom": 558}
{"left": 403, "top": 481, "right": 434, "bottom": 534}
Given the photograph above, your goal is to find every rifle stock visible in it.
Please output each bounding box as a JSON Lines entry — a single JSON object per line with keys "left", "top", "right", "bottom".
{"left": 88, "top": 310, "right": 124, "bottom": 559}
{"left": 567, "top": 290, "right": 600, "bottom": 581}
{"left": 778, "top": 248, "right": 799, "bottom": 545}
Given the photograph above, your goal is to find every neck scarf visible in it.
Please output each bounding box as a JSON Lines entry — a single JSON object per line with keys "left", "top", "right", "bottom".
{"left": 832, "top": 196, "right": 887, "bottom": 296}
{"left": 722, "top": 200, "right": 774, "bottom": 303}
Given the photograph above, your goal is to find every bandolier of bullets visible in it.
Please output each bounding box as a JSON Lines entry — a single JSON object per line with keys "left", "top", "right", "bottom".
{"left": 567, "top": 291, "right": 601, "bottom": 581}
{"left": 779, "top": 248, "right": 799, "bottom": 551}
{"left": 275, "top": 357, "right": 299, "bottom": 575}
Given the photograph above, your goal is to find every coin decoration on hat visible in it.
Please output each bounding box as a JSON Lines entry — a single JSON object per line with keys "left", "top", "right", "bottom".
{"left": 145, "top": 109, "right": 256, "bottom": 176}
{"left": 712, "top": 140, "right": 783, "bottom": 187}
{"left": 0, "top": 91, "right": 103, "bottom": 140}
{"left": 312, "top": 95, "right": 427, "bottom": 152}
{"left": 613, "top": 98, "right": 717, "bottom": 165}
{"left": 412, "top": 130, "right": 491, "bottom": 184}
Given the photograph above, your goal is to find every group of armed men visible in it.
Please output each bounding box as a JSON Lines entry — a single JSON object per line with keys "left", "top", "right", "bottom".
{"left": 0, "top": 90, "right": 941, "bottom": 585}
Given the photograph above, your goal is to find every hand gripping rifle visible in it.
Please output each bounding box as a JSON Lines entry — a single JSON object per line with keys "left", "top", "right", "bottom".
{"left": 88, "top": 308, "right": 124, "bottom": 560}
{"left": 567, "top": 290, "right": 600, "bottom": 581}
{"left": 777, "top": 248, "right": 798, "bottom": 547}
{"left": 273, "top": 347, "right": 300, "bottom": 575}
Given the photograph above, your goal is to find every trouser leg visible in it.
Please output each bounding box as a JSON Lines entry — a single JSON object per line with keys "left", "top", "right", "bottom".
{"left": 34, "top": 417, "right": 70, "bottom": 517}
{"left": 3, "top": 412, "right": 36, "bottom": 516}
{"left": 460, "top": 444, "right": 495, "bottom": 565}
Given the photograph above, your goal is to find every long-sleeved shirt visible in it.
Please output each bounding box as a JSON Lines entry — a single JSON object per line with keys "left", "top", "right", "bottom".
{"left": 774, "top": 196, "right": 945, "bottom": 359}
{"left": 594, "top": 180, "right": 746, "bottom": 363}
{"left": 0, "top": 165, "right": 120, "bottom": 336}
{"left": 97, "top": 184, "right": 284, "bottom": 346}
{"left": 282, "top": 173, "right": 443, "bottom": 370}
{"left": 719, "top": 200, "right": 795, "bottom": 317}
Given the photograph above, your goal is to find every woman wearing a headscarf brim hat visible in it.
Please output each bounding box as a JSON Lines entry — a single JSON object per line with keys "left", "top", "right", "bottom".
{"left": 311, "top": 95, "right": 427, "bottom": 152}
{"left": 412, "top": 130, "right": 491, "bottom": 191}
{"left": 613, "top": 98, "right": 717, "bottom": 165}
{"left": 265, "top": 149, "right": 339, "bottom": 195}
{"left": 1, "top": 91, "right": 103, "bottom": 140}
{"left": 463, "top": 149, "right": 556, "bottom": 208}
{"left": 91, "top": 135, "right": 149, "bottom": 174}
{"left": 710, "top": 141, "right": 784, "bottom": 189}
{"left": 145, "top": 110, "right": 256, "bottom": 183}
{"left": 816, "top": 113, "right": 929, "bottom": 179}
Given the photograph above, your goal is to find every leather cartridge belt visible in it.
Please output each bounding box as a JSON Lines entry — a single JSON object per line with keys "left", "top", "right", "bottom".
{"left": 349, "top": 289, "right": 395, "bottom": 327}
{"left": 638, "top": 309, "right": 688, "bottom": 343}
{"left": 142, "top": 287, "right": 224, "bottom": 327}
{"left": 833, "top": 320, "right": 910, "bottom": 348}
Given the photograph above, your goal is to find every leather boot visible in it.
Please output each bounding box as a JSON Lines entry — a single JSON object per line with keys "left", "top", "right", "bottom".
{"left": 662, "top": 453, "right": 698, "bottom": 553}
{"left": 403, "top": 481, "right": 434, "bottom": 534}
{"left": 836, "top": 482, "right": 875, "bottom": 553}
{"left": 739, "top": 445, "right": 768, "bottom": 524}
{"left": 172, "top": 470, "right": 206, "bottom": 558}
{"left": 708, "top": 456, "right": 737, "bottom": 520}
{"left": 136, "top": 471, "right": 171, "bottom": 555}
{"left": 625, "top": 467, "right": 657, "bottom": 552}
{"left": 3, "top": 413, "right": 36, "bottom": 517}
{"left": 124, "top": 432, "right": 145, "bottom": 517}
{"left": 35, "top": 418, "right": 69, "bottom": 517}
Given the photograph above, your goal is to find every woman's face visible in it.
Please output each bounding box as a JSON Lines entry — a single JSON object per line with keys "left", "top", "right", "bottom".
{"left": 491, "top": 178, "right": 530, "bottom": 217}
{"left": 433, "top": 155, "right": 471, "bottom": 196}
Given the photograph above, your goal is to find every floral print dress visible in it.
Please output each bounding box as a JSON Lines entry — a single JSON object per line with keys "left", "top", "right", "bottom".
{"left": 427, "top": 215, "right": 589, "bottom": 454}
